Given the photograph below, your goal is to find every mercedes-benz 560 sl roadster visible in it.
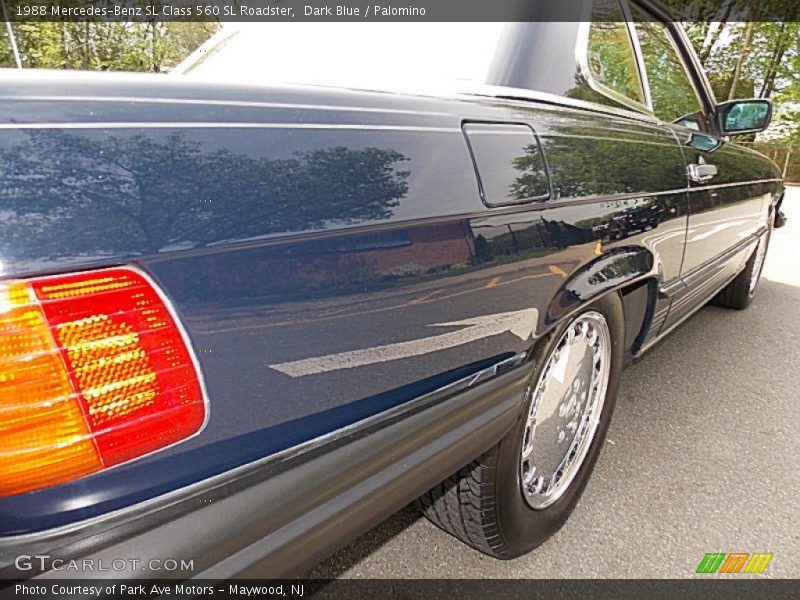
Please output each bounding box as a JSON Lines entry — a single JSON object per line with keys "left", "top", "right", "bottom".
{"left": 0, "top": 0, "right": 784, "bottom": 579}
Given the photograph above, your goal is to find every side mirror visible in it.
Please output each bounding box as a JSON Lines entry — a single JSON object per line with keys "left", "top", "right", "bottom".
{"left": 716, "top": 99, "right": 772, "bottom": 136}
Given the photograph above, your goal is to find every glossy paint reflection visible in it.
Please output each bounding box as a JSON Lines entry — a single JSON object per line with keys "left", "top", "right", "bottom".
{"left": 0, "top": 73, "right": 781, "bottom": 532}
{"left": 681, "top": 136, "right": 776, "bottom": 275}
{"left": 0, "top": 129, "right": 415, "bottom": 261}
{"left": 148, "top": 188, "right": 684, "bottom": 450}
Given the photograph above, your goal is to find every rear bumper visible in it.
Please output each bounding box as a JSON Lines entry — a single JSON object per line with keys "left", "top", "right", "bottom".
{"left": 1, "top": 363, "right": 530, "bottom": 580}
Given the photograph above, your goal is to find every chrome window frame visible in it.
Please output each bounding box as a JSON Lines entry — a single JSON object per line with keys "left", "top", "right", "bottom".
{"left": 621, "top": 0, "right": 653, "bottom": 110}
{"left": 575, "top": 0, "right": 654, "bottom": 115}
{"left": 626, "top": 0, "right": 711, "bottom": 130}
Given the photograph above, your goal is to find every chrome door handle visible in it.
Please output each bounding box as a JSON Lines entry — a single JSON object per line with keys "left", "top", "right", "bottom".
{"left": 687, "top": 162, "right": 717, "bottom": 183}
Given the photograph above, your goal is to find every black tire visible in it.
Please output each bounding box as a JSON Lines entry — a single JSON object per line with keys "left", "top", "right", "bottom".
{"left": 416, "top": 293, "right": 625, "bottom": 559}
{"left": 713, "top": 228, "right": 771, "bottom": 310}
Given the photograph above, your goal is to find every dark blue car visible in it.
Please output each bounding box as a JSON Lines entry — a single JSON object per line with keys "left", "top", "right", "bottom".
{"left": 0, "top": 0, "right": 784, "bottom": 579}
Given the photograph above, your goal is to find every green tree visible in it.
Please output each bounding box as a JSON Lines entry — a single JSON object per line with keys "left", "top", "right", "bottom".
{"left": 1, "top": 21, "right": 217, "bottom": 71}
{"left": 683, "top": 14, "right": 799, "bottom": 151}
{"left": 684, "top": 19, "right": 800, "bottom": 104}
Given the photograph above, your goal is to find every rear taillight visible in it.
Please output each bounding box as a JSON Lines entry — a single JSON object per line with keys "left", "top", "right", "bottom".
{"left": 0, "top": 267, "right": 206, "bottom": 496}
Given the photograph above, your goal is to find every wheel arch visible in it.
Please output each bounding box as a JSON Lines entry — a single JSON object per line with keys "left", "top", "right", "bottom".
{"left": 537, "top": 247, "right": 659, "bottom": 362}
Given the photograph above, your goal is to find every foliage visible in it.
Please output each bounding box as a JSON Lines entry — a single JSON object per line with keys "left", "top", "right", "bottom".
{"left": 510, "top": 144, "right": 549, "bottom": 200}
{"left": 0, "top": 21, "right": 217, "bottom": 72}
{"left": 634, "top": 14, "right": 704, "bottom": 124}
{"left": 682, "top": 17, "right": 800, "bottom": 142}
{"left": 1, "top": 15, "right": 797, "bottom": 146}
{"left": 387, "top": 264, "right": 424, "bottom": 279}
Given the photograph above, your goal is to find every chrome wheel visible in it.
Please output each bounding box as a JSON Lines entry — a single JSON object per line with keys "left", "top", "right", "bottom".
{"left": 520, "top": 311, "right": 611, "bottom": 510}
{"left": 749, "top": 238, "right": 768, "bottom": 294}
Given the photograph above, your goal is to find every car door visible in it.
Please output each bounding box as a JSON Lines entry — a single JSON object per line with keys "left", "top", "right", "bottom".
{"left": 628, "top": 4, "right": 773, "bottom": 330}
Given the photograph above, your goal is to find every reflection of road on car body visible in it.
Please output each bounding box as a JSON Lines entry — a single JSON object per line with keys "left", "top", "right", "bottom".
{"left": 270, "top": 308, "right": 539, "bottom": 377}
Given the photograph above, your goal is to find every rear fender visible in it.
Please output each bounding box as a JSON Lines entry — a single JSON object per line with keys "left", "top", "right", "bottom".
{"left": 544, "top": 247, "right": 655, "bottom": 326}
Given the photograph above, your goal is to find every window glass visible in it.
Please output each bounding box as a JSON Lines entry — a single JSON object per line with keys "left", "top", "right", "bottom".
{"left": 632, "top": 10, "right": 703, "bottom": 127}
{"left": 586, "top": 0, "right": 646, "bottom": 106}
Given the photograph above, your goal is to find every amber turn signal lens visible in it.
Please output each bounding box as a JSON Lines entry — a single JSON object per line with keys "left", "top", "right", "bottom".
{"left": 0, "top": 268, "right": 206, "bottom": 496}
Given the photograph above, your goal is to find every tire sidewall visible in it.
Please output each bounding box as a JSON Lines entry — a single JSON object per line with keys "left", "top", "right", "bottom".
{"left": 492, "top": 293, "right": 626, "bottom": 555}
{"left": 748, "top": 226, "right": 772, "bottom": 300}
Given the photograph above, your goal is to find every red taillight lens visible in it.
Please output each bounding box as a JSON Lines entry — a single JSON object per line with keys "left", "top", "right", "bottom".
{"left": 0, "top": 268, "right": 206, "bottom": 496}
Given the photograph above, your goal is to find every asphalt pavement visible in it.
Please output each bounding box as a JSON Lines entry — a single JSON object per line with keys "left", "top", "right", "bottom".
{"left": 304, "top": 186, "right": 800, "bottom": 579}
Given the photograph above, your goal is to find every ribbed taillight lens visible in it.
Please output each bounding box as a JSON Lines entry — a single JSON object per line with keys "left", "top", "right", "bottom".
{"left": 0, "top": 268, "right": 206, "bottom": 496}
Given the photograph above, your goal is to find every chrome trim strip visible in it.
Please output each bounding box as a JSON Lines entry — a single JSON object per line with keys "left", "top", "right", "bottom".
{"left": 666, "top": 16, "right": 719, "bottom": 110}
{"left": 575, "top": 20, "right": 653, "bottom": 116}
{"left": 542, "top": 178, "right": 779, "bottom": 206}
{"left": 627, "top": 1, "right": 710, "bottom": 122}
{"left": 0, "top": 351, "right": 528, "bottom": 543}
{"left": 623, "top": 0, "right": 653, "bottom": 111}
{"left": 646, "top": 236, "right": 758, "bottom": 346}
{"left": 677, "top": 234, "right": 758, "bottom": 287}
{"left": 640, "top": 270, "right": 737, "bottom": 355}
{"left": 2, "top": 95, "right": 454, "bottom": 118}
{"left": 687, "top": 178, "right": 782, "bottom": 193}
{"left": 651, "top": 315, "right": 667, "bottom": 328}
{"left": 654, "top": 236, "right": 756, "bottom": 330}
{"left": 660, "top": 276, "right": 687, "bottom": 299}
{"left": 540, "top": 131, "right": 678, "bottom": 149}
{"left": 472, "top": 85, "right": 662, "bottom": 125}
{"left": 671, "top": 267, "right": 732, "bottom": 311}
{"left": 0, "top": 122, "right": 460, "bottom": 132}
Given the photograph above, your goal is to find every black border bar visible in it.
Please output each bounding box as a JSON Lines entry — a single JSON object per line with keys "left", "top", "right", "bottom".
{"left": 5, "top": 0, "right": 800, "bottom": 23}
{"left": 1, "top": 579, "right": 799, "bottom": 600}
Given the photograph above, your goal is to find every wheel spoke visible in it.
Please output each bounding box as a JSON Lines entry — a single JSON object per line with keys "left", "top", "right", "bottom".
{"left": 519, "top": 311, "right": 611, "bottom": 510}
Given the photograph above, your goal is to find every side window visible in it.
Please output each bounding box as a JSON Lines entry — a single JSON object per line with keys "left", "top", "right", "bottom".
{"left": 631, "top": 10, "right": 704, "bottom": 128}
{"left": 585, "top": 0, "right": 646, "bottom": 108}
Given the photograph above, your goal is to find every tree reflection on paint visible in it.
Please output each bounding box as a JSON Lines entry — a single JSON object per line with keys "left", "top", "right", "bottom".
{"left": 0, "top": 130, "right": 410, "bottom": 257}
